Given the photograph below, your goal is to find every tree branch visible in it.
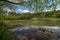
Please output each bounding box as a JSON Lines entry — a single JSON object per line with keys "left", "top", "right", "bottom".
{"left": 0, "top": 0, "right": 22, "bottom": 5}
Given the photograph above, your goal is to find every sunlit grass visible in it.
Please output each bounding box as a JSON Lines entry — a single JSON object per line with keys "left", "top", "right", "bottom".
{"left": 3, "top": 18, "right": 60, "bottom": 27}
{"left": 42, "top": 18, "right": 60, "bottom": 20}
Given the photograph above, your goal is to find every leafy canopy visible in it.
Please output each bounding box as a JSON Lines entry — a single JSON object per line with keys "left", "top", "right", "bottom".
{"left": 0, "top": 0, "right": 60, "bottom": 12}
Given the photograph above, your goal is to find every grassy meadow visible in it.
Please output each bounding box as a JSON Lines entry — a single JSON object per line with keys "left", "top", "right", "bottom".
{"left": 2, "top": 18, "right": 60, "bottom": 28}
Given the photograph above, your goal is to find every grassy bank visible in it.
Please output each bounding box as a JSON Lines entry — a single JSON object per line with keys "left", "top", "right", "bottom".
{"left": 2, "top": 18, "right": 60, "bottom": 28}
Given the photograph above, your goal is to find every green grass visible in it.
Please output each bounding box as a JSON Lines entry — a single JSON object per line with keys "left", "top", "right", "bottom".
{"left": 2, "top": 18, "right": 60, "bottom": 28}
{"left": 42, "top": 18, "right": 60, "bottom": 20}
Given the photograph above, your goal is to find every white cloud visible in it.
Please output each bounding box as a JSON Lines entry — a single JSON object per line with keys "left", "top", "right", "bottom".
{"left": 18, "top": 9, "right": 22, "bottom": 11}
{"left": 56, "top": 8, "right": 60, "bottom": 11}
{"left": 18, "top": 9, "right": 30, "bottom": 13}
{"left": 22, "top": 10, "right": 29, "bottom": 13}
{"left": 43, "top": 8, "right": 60, "bottom": 12}
{"left": 4, "top": 8, "right": 12, "bottom": 12}
{"left": 7, "top": 9, "right": 10, "bottom": 11}
{"left": 43, "top": 9, "right": 53, "bottom": 12}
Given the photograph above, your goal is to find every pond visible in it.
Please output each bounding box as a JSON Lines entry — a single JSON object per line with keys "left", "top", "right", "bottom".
{"left": 10, "top": 26, "right": 60, "bottom": 36}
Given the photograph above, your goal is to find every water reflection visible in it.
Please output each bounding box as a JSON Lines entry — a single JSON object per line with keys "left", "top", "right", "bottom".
{"left": 10, "top": 26, "right": 60, "bottom": 35}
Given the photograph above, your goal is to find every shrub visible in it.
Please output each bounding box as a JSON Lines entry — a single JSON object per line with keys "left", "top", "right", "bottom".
{"left": 0, "top": 21, "right": 16, "bottom": 40}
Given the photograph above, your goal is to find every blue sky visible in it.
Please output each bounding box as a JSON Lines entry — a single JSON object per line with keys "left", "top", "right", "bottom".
{"left": 15, "top": 5, "right": 31, "bottom": 13}
{"left": 57, "top": 4, "right": 60, "bottom": 8}
{"left": 16, "top": 4, "right": 60, "bottom": 13}
{"left": 5, "top": 4, "right": 60, "bottom": 13}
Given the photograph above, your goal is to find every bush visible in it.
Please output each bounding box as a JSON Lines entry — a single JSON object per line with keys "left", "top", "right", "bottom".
{"left": 0, "top": 21, "right": 16, "bottom": 40}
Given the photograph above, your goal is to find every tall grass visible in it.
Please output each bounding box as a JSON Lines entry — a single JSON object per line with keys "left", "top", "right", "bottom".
{"left": 0, "top": 21, "right": 16, "bottom": 40}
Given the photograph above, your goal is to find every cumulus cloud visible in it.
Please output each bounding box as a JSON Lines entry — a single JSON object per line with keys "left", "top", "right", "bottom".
{"left": 56, "top": 8, "right": 60, "bottom": 11}
{"left": 18, "top": 9, "right": 22, "bottom": 11}
{"left": 18, "top": 9, "right": 30, "bottom": 13}
{"left": 22, "top": 10, "right": 29, "bottom": 13}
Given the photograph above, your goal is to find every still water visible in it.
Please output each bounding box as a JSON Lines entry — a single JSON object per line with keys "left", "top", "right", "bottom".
{"left": 10, "top": 26, "right": 60, "bottom": 35}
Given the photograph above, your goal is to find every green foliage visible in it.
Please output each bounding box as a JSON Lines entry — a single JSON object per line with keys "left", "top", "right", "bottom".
{"left": 1, "top": 13, "right": 32, "bottom": 20}
{"left": 21, "top": 0, "right": 59, "bottom": 12}
{"left": 0, "top": 21, "right": 16, "bottom": 40}
{"left": 0, "top": 0, "right": 60, "bottom": 13}
{"left": 1, "top": 11, "right": 60, "bottom": 20}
